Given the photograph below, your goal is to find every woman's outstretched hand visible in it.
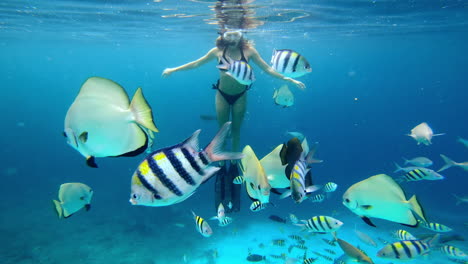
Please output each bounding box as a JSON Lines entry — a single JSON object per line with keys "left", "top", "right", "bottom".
{"left": 162, "top": 68, "right": 174, "bottom": 77}
{"left": 284, "top": 77, "right": 306, "bottom": 90}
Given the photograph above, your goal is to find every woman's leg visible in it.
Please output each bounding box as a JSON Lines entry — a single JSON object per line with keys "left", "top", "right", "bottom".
{"left": 230, "top": 92, "right": 247, "bottom": 152}
{"left": 215, "top": 91, "right": 231, "bottom": 129}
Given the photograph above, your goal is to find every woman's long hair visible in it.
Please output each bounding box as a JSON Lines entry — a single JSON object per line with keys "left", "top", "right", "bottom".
{"left": 215, "top": 34, "right": 252, "bottom": 50}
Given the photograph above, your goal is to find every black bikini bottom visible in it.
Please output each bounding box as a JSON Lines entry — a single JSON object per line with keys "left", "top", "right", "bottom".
{"left": 212, "top": 79, "right": 250, "bottom": 105}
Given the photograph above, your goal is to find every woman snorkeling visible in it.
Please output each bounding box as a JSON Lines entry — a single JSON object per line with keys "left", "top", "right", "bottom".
{"left": 162, "top": 30, "right": 306, "bottom": 152}
{"left": 162, "top": 30, "right": 307, "bottom": 212}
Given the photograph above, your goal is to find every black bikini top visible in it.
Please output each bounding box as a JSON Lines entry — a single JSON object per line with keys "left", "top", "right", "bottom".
{"left": 218, "top": 47, "right": 248, "bottom": 66}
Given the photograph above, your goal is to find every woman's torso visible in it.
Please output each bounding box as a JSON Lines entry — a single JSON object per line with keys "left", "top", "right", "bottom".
{"left": 217, "top": 46, "right": 252, "bottom": 94}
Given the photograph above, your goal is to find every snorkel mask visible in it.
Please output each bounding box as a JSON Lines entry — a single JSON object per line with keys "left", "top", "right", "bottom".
{"left": 223, "top": 30, "right": 243, "bottom": 43}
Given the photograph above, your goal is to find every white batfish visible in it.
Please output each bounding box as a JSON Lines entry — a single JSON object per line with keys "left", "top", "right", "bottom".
{"left": 342, "top": 174, "right": 427, "bottom": 227}
{"left": 273, "top": 85, "right": 294, "bottom": 108}
{"left": 64, "top": 77, "right": 158, "bottom": 167}
{"left": 52, "top": 182, "right": 93, "bottom": 219}
{"left": 240, "top": 145, "right": 271, "bottom": 204}
{"left": 408, "top": 122, "right": 444, "bottom": 145}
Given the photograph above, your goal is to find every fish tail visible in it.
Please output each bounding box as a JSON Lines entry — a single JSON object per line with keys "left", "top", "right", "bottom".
{"left": 438, "top": 154, "right": 455, "bottom": 172}
{"left": 393, "top": 162, "right": 403, "bottom": 173}
{"left": 305, "top": 143, "right": 323, "bottom": 165}
{"left": 426, "top": 234, "right": 440, "bottom": 248}
{"left": 204, "top": 122, "right": 244, "bottom": 162}
{"left": 52, "top": 200, "right": 63, "bottom": 219}
{"left": 130, "top": 87, "right": 159, "bottom": 132}
{"left": 408, "top": 195, "right": 427, "bottom": 224}
{"left": 452, "top": 194, "right": 462, "bottom": 205}
{"left": 402, "top": 157, "right": 409, "bottom": 165}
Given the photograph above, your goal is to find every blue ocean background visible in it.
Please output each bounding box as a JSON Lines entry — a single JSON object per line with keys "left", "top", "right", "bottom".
{"left": 1, "top": 0, "right": 467, "bottom": 263}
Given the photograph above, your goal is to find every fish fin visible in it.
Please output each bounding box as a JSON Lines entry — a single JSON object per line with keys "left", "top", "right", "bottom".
{"left": 400, "top": 223, "right": 418, "bottom": 228}
{"left": 130, "top": 87, "right": 159, "bottom": 132}
{"left": 426, "top": 234, "right": 440, "bottom": 248}
{"left": 305, "top": 143, "right": 323, "bottom": 165}
{"left": 279, "top": 143, "right": 288, "bottom": 165}
{"left": 393, "top": 162, "right": 403, "bottom": 173}
{"left": 86, "top": 156, "right": 98, "bottom": 168}
{"left": 85, "top": 204, "right": 91, "bottom": 211}
{"left": 209, "top": 216, "right": 218, "bottom": 221}
{"left": 361, "top": 216, "right": 376, "bottom": 227}
{"left": 204, "top": 122, "right": 243, "bottom": 162}
{"left": 216, "top": 56, "right": 231, "bottom": 71}
{"left": 273, "top": 89, "right": 278, "bottom": 99}
{"left": 305, "top": 185, "right": 322, "bottom": 194}
{"left": 452, "top": 194, "right": 462, "bottom": 205}
{"left": 408, "top": 195, "right": 427, "bottom": 223}
{"left": 270, "top": 188, "right": 283, "bottom": 195}
{"left": 52, "top": 200, "right": 63, "bottom": 219}
{"left": 438, "top": 154, "right": 455, "bottom": 172}
{"left": 360, "top": 205, "right": 372, "bottom": 210}
{"left": 216, "top": 63, "right": 229, "bottom": 71}
{"left": 78, "top": 132, "right": 88, "bottom": 143}
{"left": 402, "top": 157, "right": 409, "bottom": 165}
{"left": 201, "top": 166, "right": 221, "bottom": 184}
{"left": 182, "top": 129, "right": 200, "bottom": 151}
{"left": 433, "top": 133, "right": 445, "bottom": 137}
{"left": 280, "top": 189, "right": 292, "bottom": 199}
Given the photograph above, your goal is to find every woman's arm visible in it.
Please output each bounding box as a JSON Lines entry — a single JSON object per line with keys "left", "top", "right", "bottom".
{"left": 249, "top": 47, "right": 306, "bottom": 90}
{"left": 162, "top": 47, "right": 218, "bottom": 77}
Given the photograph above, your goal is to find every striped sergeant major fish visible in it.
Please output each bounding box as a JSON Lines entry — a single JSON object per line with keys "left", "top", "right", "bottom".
{"left": 440, "top": 245, "right": 468, "bottom": 259}
{"left": 217, "top": 216, "right": 233, "bottom": 227}
{"left": 377, "top": 234, "right": 440, "bottom": 261}
{"left": 295, "top": 216, "right": 343, "bottom": 233}
{"left": 217, "top": 58, "right": 255, "bottom": 86}
{"left": 192, "top": 211, "right": 213, "bottom": 237}
{"left": 393, "top": 229, "right": 417, "bottom": 241}
{"left": 310, "top": 194, "right": 325, "bottom": 203}
{"left": 271, "top": 49, "right": 311, "bottom": 78}
{"left": 418, "top": 220, "right": 453, "bottom": 232}
{"left": 129, "top": 122, "right": 243, "bottom": 206}
{"left": 280, "top": 142, "right": 322, "bottom": 203}
{"left": 401, "top": 168, "right": 444, "bottom": 181}
{"left": 249, "top": 200, "right": 268, "bottom": 212}
{"left": 323, "top": 182, "right": 338, "bottom": 193}
{"left": 232, "top": 176, "right": 245, "bottom": 184}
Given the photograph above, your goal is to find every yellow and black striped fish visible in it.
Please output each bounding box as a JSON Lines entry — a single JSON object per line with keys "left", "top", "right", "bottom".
{"left": 269, "top": 254, "right": 286, "bottom": 260}
{"left": 419, "top": 220, "right": 452, "bottom": 232}
{"left": 271, "top": 49, "right": 311, "bottom": 78}
{"left": 440, "top": 245, "right": 468, "bottom": 259}
{"left": 322, "top": 238, "right": 337, "bottom": 246}
{"left": 323, "top": 182, "right": 338, "bottom": 193}
{"left": 296, "top": 216, "right": 343, "bottom": 233}
{"left": 402, "top": 168, "right": 444, "bottom": 181}
{"left": 129, "top": 122, "right": 243, "bottom": 207}
{"left": 303, "top": 257, "right": 317, "bottom": 264}
{"left": 393, "top": 229, "right": 417, "bottom": 240}
{"left": 218, "top": 216, "right": 233, "bottom": 227}
{"left": 377, "top": 235, "right": 439, "bottom": 260}
{"left": 249, "top": 201, "right": 267, "bottom": 212}
{"left": 272, "top": 239, "right": 286, "bottom": 246}
{"left": 192, "top": 211, "right": 212, "bottom": 237}
{"left": 232, "top": 176, "right": 245, "bottom": 184}
{"left": 288, "top": 234, "right": 303, "bottom": 241}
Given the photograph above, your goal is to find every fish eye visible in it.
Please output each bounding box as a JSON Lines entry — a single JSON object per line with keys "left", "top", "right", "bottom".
{"left": 345, "top": 198, "right": 350, "bottom": 203}
{"left": 132, "top": 194, "right": 138, "bottom": 199}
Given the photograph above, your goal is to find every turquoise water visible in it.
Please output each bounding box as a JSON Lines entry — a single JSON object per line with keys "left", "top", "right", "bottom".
{"left": 1, "top": 0, "right": 467, "bottom": 263}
